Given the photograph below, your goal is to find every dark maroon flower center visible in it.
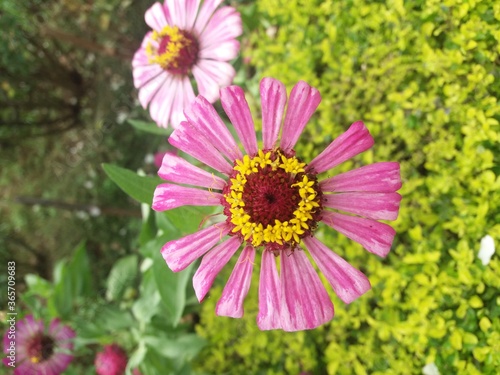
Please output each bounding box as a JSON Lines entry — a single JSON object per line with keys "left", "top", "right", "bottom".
{"left": 27, "top": 334, "right": 55, "bottom": 363}
{"left": 242, "top": 166, "right": 300, "bottom": 227}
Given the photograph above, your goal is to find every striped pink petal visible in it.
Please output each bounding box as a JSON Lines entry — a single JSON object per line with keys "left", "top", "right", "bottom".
{"left": 145, "top": 2, "right": 169, "bottom": 31}
{"left": 152, "top": 183, "right": 222, "bottom": 211}
{"left": 304, "top": 236, "right": 371, "bottom": 304}
{"left": 169, "top": 121, "right": 233, "bottom": 175}
{"left": 192, "top": 60, "right": 236, "bottom": 103}
{"left": 158, "top": 153, "right": 225, "bottom": 189}
{"left": 199, "top": 39, "right": 240, "bottom": 61}
{"left": 320, "top": 162, "right": 402, "bottom": 193}
{"left": 321, "top": 212, "right": 396, "bottom": 257}
{"left": 221, "top": 86, "right": 258, "bottom": 155}
{"left": 164, "top": 0, "right": 187, "bottom": 30}
{"left": 184, "top": 95, "right": 242, "bottom": 162}
{"left": 216, "top": 245, "right": 255, "bottom": 318}
{"left": 170, "top": 76, "right": 195, "bottom": 128}
{"left": 308, "top": 121, "right": 374, "bottom": 174}
{"left": 193, "top": 0, "right": 224, "bottom": 35}
{"left": 280, "top": 81, "right": 321, "bottom": 152}
{"left": 260, "top": 78, "right": 287, "bottom": 149}
{"left": 200, "top": 6, "right": 242, "bottom": 48}
{"left": 280, "top": 250, "right": 334, "bottom": 331}
{"left": 137, "top": 71, "right": 170, "bottom": 110}
{"left": 161, "top": 224, "right": 230, "bottom": 272}
{"left": 257, "top": 250, "right": 282, "bottom": 330}
{"left": 193, "top": 236, "right": 242, "bottom": 302}
{"left": 148, "top": 74, "right": 179, "bottom": 128}
{"left": 323, "top": 192, "right": 402, "bottom": 221}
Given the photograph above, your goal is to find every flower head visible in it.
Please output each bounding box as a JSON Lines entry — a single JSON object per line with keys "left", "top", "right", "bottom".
{"left": 152, "top": 77, "right": 402, "bottom": 331}
{"left": 3, "top": 315, "right": 75, "bottom": 374}
{"left": 133, "top": 0, "right": 242, "bottom": 128}
{"left": 95, "top": 344, "right": 128, "bottom": 375}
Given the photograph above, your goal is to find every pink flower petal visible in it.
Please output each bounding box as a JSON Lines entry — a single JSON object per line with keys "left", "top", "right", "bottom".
{"left": 184, "top": 0, "right": 202, "bottom": 30}
{"left": 158, "top": 153, "right": 226, "bottom": 189}
{"left": 280, "top": 250, "right": 334, "bottom": 331}
{"left": 308, "top": 121, "right": 375, "bottom": 174}
{"left": 216, "top": 245, "right": 255, "bottom": 318}
{"left": 257, "top": 250, "right": 282, "bottom": 330}
{"left": 303, "top": 236, "right": 371, "bottom": 304}
{"left": 323, "top": 192, "right": 402, "bottom": 221}
{"left": 199, "top": 6, "right": 242, "bottom": 48}
{"left": 184, "top": 95, "right": 242, "bottom": 162}
{"left": 192, "top": 60, "right": 235, "bottom": 102}
{"left": 280, "top": 81, "right": 321, "bottom": 152}
{"left": 199, "top": 39, "right": 240, "bottom": 61}
{"left": 193, "top": 0, "right": 224, "bottom": 35}
{"left": 169, "top": 121, "right": 233, "bottom": 175}
{"left": 321, "top": 212, "right": 396, "bottom": 257}
{"left": 148, "top": 74, "right": 179, "bottom": 128}
{"left": 221, "top": 86, "right": 258, "bottom": 155}
{"left": 137, "top": 71, "right": 170, "bottom": 110}
{"left": 152, "top": 183, "right": 222, "bottom": 211}
{"left": 320, "top": 162, "right": 402, "bottom": 193}
{"left": 260, "top": 78, "right": 287, "bottom": 150}
{"left": 165, "top": 0, "right": 187, "bottom": 29}
{"left": 193, "top": 236, "right": 242, "bottom": 302}
{"left": 161, "top": 223, "right": 230, "bottom": 272}
{"left": 170, "top": 76, "right": 195, "bottom": 128}
{"left": 145, "top": 2, "right": 169, "bottom": 31}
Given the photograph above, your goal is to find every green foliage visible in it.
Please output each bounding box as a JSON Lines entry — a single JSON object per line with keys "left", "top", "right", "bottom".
{"left": 195, "top": 0, "right": 500, "bottom": 374}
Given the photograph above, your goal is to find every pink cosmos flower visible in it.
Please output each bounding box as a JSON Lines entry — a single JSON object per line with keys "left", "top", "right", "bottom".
{"left": 95, "top": 344, "right": 128, "bottom": 375}
{"left": 152, "top": 77, "right": 402, "bottom": 331}
{"left": 133, "top": 0, "right": 242, "bottom": 128}
{"left": 3, "top": 315, "right": 75, "bottom": 374}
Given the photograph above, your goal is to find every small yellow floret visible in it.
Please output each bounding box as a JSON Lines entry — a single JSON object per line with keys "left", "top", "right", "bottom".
{"left": 146, "top": 26, "right": 191, "bottom": 69}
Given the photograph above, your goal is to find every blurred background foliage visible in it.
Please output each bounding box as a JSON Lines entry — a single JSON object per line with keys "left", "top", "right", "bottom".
{"left": 1, "top": 0, "right": 499, "bottom": 374}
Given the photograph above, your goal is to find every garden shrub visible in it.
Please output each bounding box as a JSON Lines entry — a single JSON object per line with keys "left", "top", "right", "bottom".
{"left": 195, "top": 0, "right": 500, "bottom": 374}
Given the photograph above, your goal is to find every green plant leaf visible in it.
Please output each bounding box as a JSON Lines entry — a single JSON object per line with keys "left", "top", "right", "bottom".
{"left": 106, "top": 255, "right": 138, "bottom": 301}
{"left": 153, "top": 249, "right": 193, "bottom": 327}
{"left": 128, "top": 119, "right": 171, "bottom": 136}
{"left": 102, "top": 163, "right": 162, "bottom": 204}
{"left": 144, "top": 333, "right": 207, "bottom": 360}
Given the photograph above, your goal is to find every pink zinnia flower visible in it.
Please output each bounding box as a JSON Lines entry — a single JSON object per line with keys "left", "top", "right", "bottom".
{"left": 95, "top": 344, "right": 128, "bottom": 375}
{"left": 3, "top": 315, "right": 75, "bottom": 374}
{"left": 152, "top": 78, "right": 402, "bottom": 331}
{"left": 133, "top": 0, "right": 242, "bottom": 128}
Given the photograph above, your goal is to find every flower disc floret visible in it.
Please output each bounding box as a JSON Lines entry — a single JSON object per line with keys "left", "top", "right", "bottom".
{"left": 146, "top": 25, "right": 199, "bottom": 74}
{"left": 222, "top": 149, "right": 322, "bottom": 248}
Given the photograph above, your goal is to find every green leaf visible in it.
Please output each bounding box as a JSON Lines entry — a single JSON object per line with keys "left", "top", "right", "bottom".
{"left": 50, "top": 260, "right": 73, "bottom": 319}
{"left": 102, "top": 163, "right": 162, "bottom": 204}
{"left": 144, "top": 333, "right": 207, "bottom": 360}
{"left": 153, "top": 249, "right": 193, "bottom": 327}
{"left": 66, "top": 241, "right": 93, "bottom": 298}
{"left": 106, "top": 255, "right": 138, "bottom": 301}
{"left": 25, "top": 274, "right": 52, "bottom": 299}
{"left": 128, "top": 119, "right": 171, "bottom": 136}
{"left": 132, "top": 268, "right": 161, "bottom": 323}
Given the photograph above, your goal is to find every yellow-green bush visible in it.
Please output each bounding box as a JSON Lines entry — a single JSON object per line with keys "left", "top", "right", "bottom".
{"left": 195, "top": 0, "right": 500, "bottom": 373}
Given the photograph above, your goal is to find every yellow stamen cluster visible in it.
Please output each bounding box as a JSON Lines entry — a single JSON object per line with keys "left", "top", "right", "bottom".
{"left": 225, "top": 150, "right": 321, "bottom": 247}
{"left": 146, "top": 26, "right": 191, "bottom": 69}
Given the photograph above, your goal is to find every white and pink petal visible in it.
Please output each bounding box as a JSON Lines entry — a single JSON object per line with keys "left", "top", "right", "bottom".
{"left": 280, "top": 250, "right": 334, "bottom": 331}
{"left": 304, "top": 236, "right": 371, "bottom": 304}
{"left": 260, "top": 78, "right": 287, "bottom": 150}
{"left": 184, "top": 95, "right": 242, "bottom": 161}
{"left": 192, "top": 60, "right": 235, "bottom": 103}
{"left": 257, "top": 250, "right": 282, "bottom": 330}
{"left": 320, "top": 162, "right": 402, "bottom": 193}
{"left": 158, "top": 153, "right": 225, "bottom": 189}
{"left": 193, "top": 236, "right": 242, "bottom": 302}
{"left": 280, "top": 81, "right": 321, "bottom": 152}
{"left": 321, "top": 212, "right": 396, "bottom": 257}
{"left": 199, "top": 6, "right": 242, "bottom": 48}
{"left": 169, "top": 121, "right": 233, "bottom": 175}
{"left": 323, "top": 192, "right": 402, "bottom": 221}
{"left": 152, "top": 183, "right": 222, "bottom": 211}
{"left": 161, "top": 223, "right": 231, "bottom": 272}
{"left": 308, "top": 121, "right": 374, "bottom": 174}
{"left": 216, "top": 245, "right": 255, "bottom": 318}
{"left": 145, "top": 2, "right": 169, "bottom": 31}
{"left": 193, "top": 0, "right": 224, "bottom": 35}
{"left": 221, "top": 86, "right": 258, "bottom": 155}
